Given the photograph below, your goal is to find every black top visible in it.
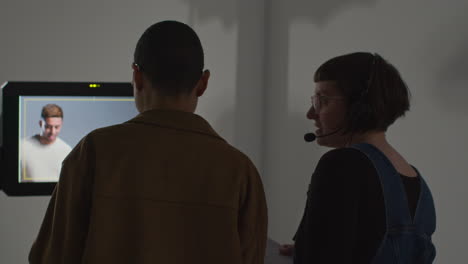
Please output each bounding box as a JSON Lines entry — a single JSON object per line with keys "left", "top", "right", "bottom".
{"left": 293, "top": 148, "right": 420, "bottom": 264}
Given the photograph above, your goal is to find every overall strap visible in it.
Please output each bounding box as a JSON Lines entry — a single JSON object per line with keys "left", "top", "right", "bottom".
{"left": 411, "top": 169, "right": 437, "bottom": 235}
{"left": 351, "top": 143, "right": 412, "bottom": 227}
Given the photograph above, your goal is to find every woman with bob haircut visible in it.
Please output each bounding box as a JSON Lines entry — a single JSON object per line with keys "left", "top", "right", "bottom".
{"left": 279, "top": 52, "right": 436, "bottom": 263}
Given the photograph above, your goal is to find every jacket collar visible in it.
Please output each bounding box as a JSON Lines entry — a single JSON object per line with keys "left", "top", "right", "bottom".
{"left": 126, "top": 109, "right": 225, "bottom": 142}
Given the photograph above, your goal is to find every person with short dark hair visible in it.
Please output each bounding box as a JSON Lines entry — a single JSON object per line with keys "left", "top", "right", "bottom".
{"left": 22, "top": 103, "right": 72, "bottom": 182}
{"left": 29, "top": 20, "right": 267, "bottom": 264}
{"left": 279, "top": 52, "right": 436, "bottom": 263}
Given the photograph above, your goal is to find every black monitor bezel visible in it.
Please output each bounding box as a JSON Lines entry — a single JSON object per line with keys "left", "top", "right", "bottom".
{"left": 1, "top": 81, "right": 133, "bottom": 196}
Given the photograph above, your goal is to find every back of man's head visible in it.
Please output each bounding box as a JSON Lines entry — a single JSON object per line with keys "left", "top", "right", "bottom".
{"left": 133, "top": 21, "right": 204, "bottom": 96}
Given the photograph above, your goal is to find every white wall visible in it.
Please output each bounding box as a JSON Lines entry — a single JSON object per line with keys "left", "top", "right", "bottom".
{"left": 264, "top": 0, "right": 468, "bottom": 263}
{"left": 2, "top": 0, "right": 467, "bottom": 263}
{"left": 0, "top": 0, "right": 265, "bottom": 263}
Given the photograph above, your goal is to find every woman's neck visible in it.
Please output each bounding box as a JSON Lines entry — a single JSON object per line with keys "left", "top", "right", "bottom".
{"left": 347, "top": 131, "right": 389, "bottom": 149}
{"left": 347, "top": 130, "right": 417, "bottom": 177}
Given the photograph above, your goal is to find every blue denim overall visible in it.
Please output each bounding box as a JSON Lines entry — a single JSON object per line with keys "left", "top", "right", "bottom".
{"left": 352, "top": 143, "right": 436, "bottom": 264}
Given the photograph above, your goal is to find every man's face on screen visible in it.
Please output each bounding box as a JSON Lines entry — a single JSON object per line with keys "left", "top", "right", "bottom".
{"left": 39, "top": 117, "right": 63, "bottom": 145}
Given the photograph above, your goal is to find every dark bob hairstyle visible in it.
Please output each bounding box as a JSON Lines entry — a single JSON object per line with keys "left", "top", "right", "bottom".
{"left": 314, "top": 52, "right": 410, "bottom": 135}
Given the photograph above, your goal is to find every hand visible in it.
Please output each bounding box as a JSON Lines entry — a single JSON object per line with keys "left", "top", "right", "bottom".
{"left": 278, "top": 244, "right": 294, "bottom": 256}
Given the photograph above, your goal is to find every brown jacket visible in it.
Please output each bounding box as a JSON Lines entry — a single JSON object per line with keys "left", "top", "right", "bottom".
{"left": 29, "top": 109, "right": 267, "bottom": 264}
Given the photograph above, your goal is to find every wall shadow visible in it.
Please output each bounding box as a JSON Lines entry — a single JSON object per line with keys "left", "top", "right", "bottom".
{"left": 185, "top": 0, "right": 378, "bottom": 242}
{"left": 437, "top": 41, "right": 468, "bottom": 114}
{"left": 185, "top": 0, "right": 376, "bottom": 169}
{"left": 273, "top": 0, "right": 375, "bottom": 26}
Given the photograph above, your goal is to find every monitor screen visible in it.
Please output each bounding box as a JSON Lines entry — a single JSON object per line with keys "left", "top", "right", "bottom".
{"left": 1, "top": 82, "right": 138, "bottom": 196}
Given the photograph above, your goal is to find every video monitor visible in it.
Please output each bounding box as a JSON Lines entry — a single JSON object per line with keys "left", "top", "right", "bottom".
{"left": 1, "top": 82, "right": 138, "bottom": 196}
